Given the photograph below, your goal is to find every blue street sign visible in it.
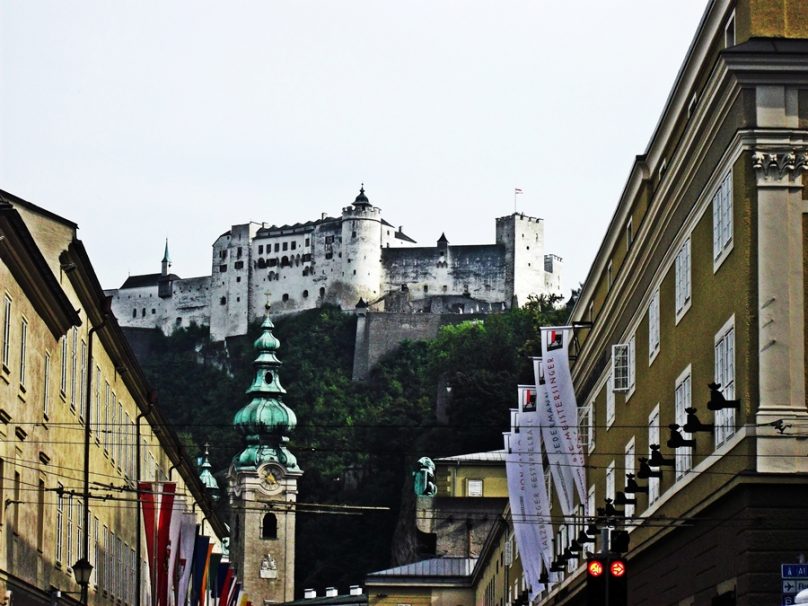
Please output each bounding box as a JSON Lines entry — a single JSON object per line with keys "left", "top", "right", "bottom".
{"left": 783, "top": 564, "right": 808, "bottom": 579}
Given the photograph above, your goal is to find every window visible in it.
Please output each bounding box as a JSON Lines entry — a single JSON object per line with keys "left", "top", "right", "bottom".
{"left": 258, "top": 245, "right": 264, "bottom": 254}
{"left": 605, "top": 461, "right": 615, "bottom": 502}
{"left": 132, "top": 309, "right": 137, "bottom": 318}
{"left": 583, "top": 402, "right": 595, "bottom": 453}
{"left": 234, "top": 261, "right": 244, "bottom": 270}
{"left": 76, "top": 498, "right": 83, "bottom": 572}
{"left": 624, "top": 438, "right": 635, "bottom": 519}
{"left": 61, "top": 336, "right": 68, "bottom": 394}
{"left": 675, "top": 238, "right": 692, "bottom": 320}
{"left": 282, "top": 242, "right": 288, "bottom": 251}
{"left": 66, "top": 495, "right": 74, "bottom": 564}
{"left": 56, "top": 484, "right": 64, "bottom": 563}
{"left": 79, "top": 341, "right": 87, "bottom": 421}
{"left": 715, "top": 317, "right": 736, "bottom": 447}
{"left": 305, "top": 238, "right": 310, "bottom": 247}
{"left": 291, "top": 241, "right": 297, "bottom": 250}
{"left": 606, "top": 373, "right": 615, "bottom": 428}
{"left": 262, "top": 513, "right": 277, "bottom": 539}
{"left": 102, "top": 526, "right": 109, "bottom": 590}
{"left": 467, "top": 479, "right": 483, "bottom": 497}
{"left": 70, "top": 327, "right": 77, "bottom": 407}
{"left": 648, "top": 288, "right": 660, "bottom": 363}
{"left": 675, "top": 367, "right": 692, "bottom": 479}
{"left": 220, "top": 296, "right": 226, "bottom": 305}
{"left": 94, "top": 367, "right": 101, "bottom": 436}
{"left": 93, "top": 516, "right": 99, "bottom": 587}
{"left": 282, "top": 293, "right": 289, "bottom": 302}
{"left": 302, "top": 290, "right": 309, "bottom": 298}
{"left": 274, "top": 243, "right": 280, "bottom": 252}
{"left": 626, "top": 218, "right": 633, "bottom": 250}
{"left": 104, "top": 383, "right": 111, "bottom": 451}
{"left": 19, "top": 319, "right": 28, "bottom": 387}
{"left": 12, "top": 471, "right": 19, "bottom": 534}
{"left": 612, "top": 341, "right": 633, "bottom": 392}
{"left": 1, "top": 295, "right": 10, "bottom": 370}
{"left": 37, "top": 479, "right": 45, "bottom": 552}
{"left": 43, "top": 353, "right": 51, "bottom": 417}
{"left": 219, "top": 265, "right": 227, "bottom": 273}
{"left": 587, "top": 485, "right": 596, "bottom": 519}
{"left": 712, "top": 171, "right": 733, "bottom": 266}
{"left": 648, "top": 405, "right": 660, "bottom": 504}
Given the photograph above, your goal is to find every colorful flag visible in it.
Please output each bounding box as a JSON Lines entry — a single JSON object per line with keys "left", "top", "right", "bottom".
{"left": 139, "top": 482, "right": 177, "bottom": 606}
{"left": 190, "top": 535, "right": 210, "bottom": 606}
{"left": 176, "top": 514, "right": 197, "bottom": 606}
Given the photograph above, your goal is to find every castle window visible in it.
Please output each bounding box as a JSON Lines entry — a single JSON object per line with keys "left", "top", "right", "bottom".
{"left": 220, "top": 297, "right": 226, "bottom": 305}
{"left": 302, "top": 253, "right": 311, "bottom": 262}
{"left": 151, "top": 309, "right": 156, "bottom": 315}
{"left": 236, "top": 297, "right": 240, "bottom": 302}
{"left": 262, "top": 513, "right": 277, "bottom": 539}
{"left": 258, "top": 245, "right": 264, "bottom": 254}
{"left": 234, "top": 261, "right": 244, "bottom": 270}
{"left": 325, "top": 235, "right": 334, "bottom": 245}
{"left": 305, "top": 238, "right": 310, "bottom": 247}
{"left": 319, "top": 287, "right": 325, "bottom": 298}
{"left": 303, "top": 290, "right": 309, "bottom": 298}
{"left": 291, "top": 241, "right": 297, "bottom": 250}
{"left": 219, "top": 265, "right": 227, "bottom": 273}
{"left": 268, "top": 258, "right": 278, "bottom": 267}
{"left": 442, "top": 285, "right": 448, "bottom": 292}
{"left": 257, "top": 258, "right": 266, "bottom": 269}
{"left": 274, "top": 243, "right": 280, "bottom": 252}
{"left": 352, "top": 231, "right": 357, "bottom": 239}
{"left": 141, "top": 308, "right": 146, "bottom": 318}
{"left": 176, "top": 318, "right": 182, "bottom": 325}
{"left": 283, "top": 242, "right": 288, "bottom": 251}
{"left": 282, "top": 294, "right": 289, "bottom": 302}
{"left": 236, "top": 277, "right": 241, "bottom": 283}
{"left": 132, "top": 309, "right": 137, "bottom": 319}
{"left": 281, "top": 256, "right": 290, "bottom": 268}
{"left": 353, "top": 270, "right": 356, "bottom": 275}
{"left": 237, "top": 247, "right": 242, "bottom": 258}
{"left": 423, "top": 285, "right": 428, "bottom": 293}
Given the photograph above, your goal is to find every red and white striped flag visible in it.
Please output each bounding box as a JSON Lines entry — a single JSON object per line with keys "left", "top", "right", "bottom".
{"left": 139, "top": 482, "right": 177, "bottom": 606}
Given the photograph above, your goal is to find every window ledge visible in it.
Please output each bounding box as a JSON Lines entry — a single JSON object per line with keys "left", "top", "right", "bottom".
{"left": 675, "top": 300, "right": 692, "bottom": 325}
{"left": 713, "top": 241, "right": 734, "bottom": 274}
{"left": 648, "top": 347, "right": 660, "bottom": 366}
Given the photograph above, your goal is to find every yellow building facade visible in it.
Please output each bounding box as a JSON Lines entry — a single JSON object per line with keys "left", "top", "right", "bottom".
{"left": 0, "top": 191, "right": 225, "bottom": 606}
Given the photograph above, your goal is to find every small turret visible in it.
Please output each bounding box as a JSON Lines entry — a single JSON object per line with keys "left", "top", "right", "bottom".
{"left": 352, "top": 184, "right": 371, "bottom": 209}
{"left": 198, "top": 443, "right": 220, "bottom": 501}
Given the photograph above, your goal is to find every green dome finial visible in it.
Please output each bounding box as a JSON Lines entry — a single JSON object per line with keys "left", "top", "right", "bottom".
{"left": 232, "top": 301, "right": 300, "bottom": 472}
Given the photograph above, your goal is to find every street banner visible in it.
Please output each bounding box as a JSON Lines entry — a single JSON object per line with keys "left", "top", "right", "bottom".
{"left": 176, "top": 513, "right": 197, "bottom": 606}
{"left": 167, "top": 497, "right": 186, "bottom": 606}
{"left": 539, "top": 328, "right": 587, "bottom": 508}
{"left": 504, "top": 430, "right": 542, "bottom": 599}
{"left": 139, "top": 482, "right": 177, "bottom": 606}
{"left": 190, "top": 535, "right": 210, "bottom": 606}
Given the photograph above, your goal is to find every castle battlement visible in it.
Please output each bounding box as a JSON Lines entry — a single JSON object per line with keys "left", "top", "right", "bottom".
{"left": 106, "top": 187, "right": 564, "bottom": 340}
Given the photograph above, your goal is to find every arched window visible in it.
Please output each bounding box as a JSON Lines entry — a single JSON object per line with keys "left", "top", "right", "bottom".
{"left": 281, "top": 256, "right": 290, "bottom": 268}
{"left": 262, "top": 513, "right": 277, "bottom": 539}
{"left": 319, "top": 287, "right": 326, "bottom": 299}
{"left": 132, "top": 309, "right": 137, "bottom": 319}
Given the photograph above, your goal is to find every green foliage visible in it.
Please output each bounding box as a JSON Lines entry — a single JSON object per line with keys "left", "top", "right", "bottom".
{"left": 137, "top": 298, "right": 569, "bottom": 596}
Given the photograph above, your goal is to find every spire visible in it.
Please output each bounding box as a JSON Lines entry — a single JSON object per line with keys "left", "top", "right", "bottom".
{"left": 231, "top": 303, "right": 300, "bottom": 472}
{"left": 437, "top": 232, "right": 449, "bottom": 247}
{"left": 352, "top": 183, "right": 371, "bottom": 208}
{"left": 161, "top": 238, "right": 171, "bottom": 276}
{"left": 198, "top": 443, "right": 220, "bottom": 500}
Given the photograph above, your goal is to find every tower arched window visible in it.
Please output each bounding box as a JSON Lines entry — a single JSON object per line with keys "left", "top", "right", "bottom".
{"left": 262, "top": 513, "right": 277, "bottom": 539}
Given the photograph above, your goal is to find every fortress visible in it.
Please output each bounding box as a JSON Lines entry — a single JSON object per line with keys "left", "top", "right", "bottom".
{"left": 106, "top": 187, "right": 563, "bottom": 342}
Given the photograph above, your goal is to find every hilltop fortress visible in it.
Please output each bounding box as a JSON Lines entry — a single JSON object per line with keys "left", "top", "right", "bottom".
{"left": 106, "top": 187, "right": 563, "bottom": 342}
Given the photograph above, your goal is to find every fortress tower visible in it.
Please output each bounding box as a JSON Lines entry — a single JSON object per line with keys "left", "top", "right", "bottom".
{"left": 228, "top": 307, "right": 302, "bottom": 603}
{"left": 340, "top": 185, "right": 384, "bottom": 305}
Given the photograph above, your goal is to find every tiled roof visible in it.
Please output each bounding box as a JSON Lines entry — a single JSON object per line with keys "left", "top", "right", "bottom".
{"left": 120, "top": 273, "right": 180, "bottom": 289}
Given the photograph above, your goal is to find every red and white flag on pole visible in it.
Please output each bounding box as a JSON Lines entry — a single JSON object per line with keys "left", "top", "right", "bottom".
{"left": 139, "top": 482, "right": 177, "bottom": 606}
{"left": 514, "top": 187, "right": 524, "bottom": 194}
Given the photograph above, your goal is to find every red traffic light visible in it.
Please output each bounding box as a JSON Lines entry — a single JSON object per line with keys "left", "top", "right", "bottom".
{"left": 610, "top": 560, "right": 626, "bottom": 577}
{"left": 587, "top": 560, "right": 605, "bottom": 577}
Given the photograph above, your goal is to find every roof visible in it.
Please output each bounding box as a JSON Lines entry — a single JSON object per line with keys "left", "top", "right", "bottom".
{"left": 366, "top": 557, "right": 477, "bottom": 579}
{"left": 120, "top": 273, "right": 180, "bottom": 289}
{"left": 280, "top": 595, "right": 366, "bottom": 606}
{"left": 394, "top": 229, "right": 417, "bottom": 243}
{"left": 434, "top": 450, "right": 506, "bottom": 464}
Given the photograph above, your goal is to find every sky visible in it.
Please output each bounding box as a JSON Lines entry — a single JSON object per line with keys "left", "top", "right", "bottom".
{"left": 0, "top": 1, "right": 708, "bottom": 298}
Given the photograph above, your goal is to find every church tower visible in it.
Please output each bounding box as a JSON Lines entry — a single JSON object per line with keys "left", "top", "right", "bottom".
{"left": 228, "top": 306, "right": 302, "bottom": 603}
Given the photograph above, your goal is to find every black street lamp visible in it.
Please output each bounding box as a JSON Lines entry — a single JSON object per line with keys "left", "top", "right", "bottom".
{"left": 72, "top": 557, "right": 93, "bottom": 605}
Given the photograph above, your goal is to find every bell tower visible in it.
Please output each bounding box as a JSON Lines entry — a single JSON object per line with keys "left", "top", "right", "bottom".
{"left": 228, "top": 305, "right": 302, "bottom": 603}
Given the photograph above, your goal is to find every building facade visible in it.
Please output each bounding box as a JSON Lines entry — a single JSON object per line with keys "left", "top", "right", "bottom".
{"left": 0, "top": 190, "right": 226, "bottom": 606}
{"left": 106, "top": 188, "right": 563, "bottom": 341}
{"left": 539, "top": 1, "right": 808, "bottom": 604}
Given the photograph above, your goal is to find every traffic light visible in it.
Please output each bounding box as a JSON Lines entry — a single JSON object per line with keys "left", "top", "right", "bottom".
{"left": 586, "top": 556, "right": 628, "bottom": 606}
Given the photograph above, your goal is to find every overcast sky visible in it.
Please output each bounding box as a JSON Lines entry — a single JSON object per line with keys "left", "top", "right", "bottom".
{"left": 1, "top": 1, "right": 707, "bottom": 298}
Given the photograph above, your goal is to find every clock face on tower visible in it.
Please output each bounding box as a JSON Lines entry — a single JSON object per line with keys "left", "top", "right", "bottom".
{"left": 259, "top": 464, "right": 285, "bottom": 493}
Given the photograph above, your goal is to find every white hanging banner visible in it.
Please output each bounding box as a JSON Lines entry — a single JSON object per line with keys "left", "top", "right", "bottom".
{"left": 538, "top": 327, "right": 587, "bottom": 511}
{"left": 516, "top": 395, "right": 555, "bottom": 580}
{"left": 504, "top": 429, "right": 543, "bottom": 600}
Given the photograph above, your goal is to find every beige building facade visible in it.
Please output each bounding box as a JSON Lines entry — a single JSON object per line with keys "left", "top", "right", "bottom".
{"left": 0, "top": 191, "right": 226, "bottom": 606}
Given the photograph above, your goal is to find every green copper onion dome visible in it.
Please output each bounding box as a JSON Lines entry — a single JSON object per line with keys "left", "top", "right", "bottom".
{"left": 232, "top": 308, "right": 300, "bottom": 472}
{"left": 198, "top": 444, "right": 220, "bottom": 500}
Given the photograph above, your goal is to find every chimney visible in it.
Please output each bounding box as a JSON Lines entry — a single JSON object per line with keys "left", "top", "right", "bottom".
{"left": 325, "top": 588, "right": 338, "bottom": 598}
{"left": 349, "top": 586, "right": 363, "bottom": 596}
{"left": 321, "top": 213, "right": 327, "bottom": 220}
{"left": 304, "top": 589, "right": 316, "bottom": 599}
